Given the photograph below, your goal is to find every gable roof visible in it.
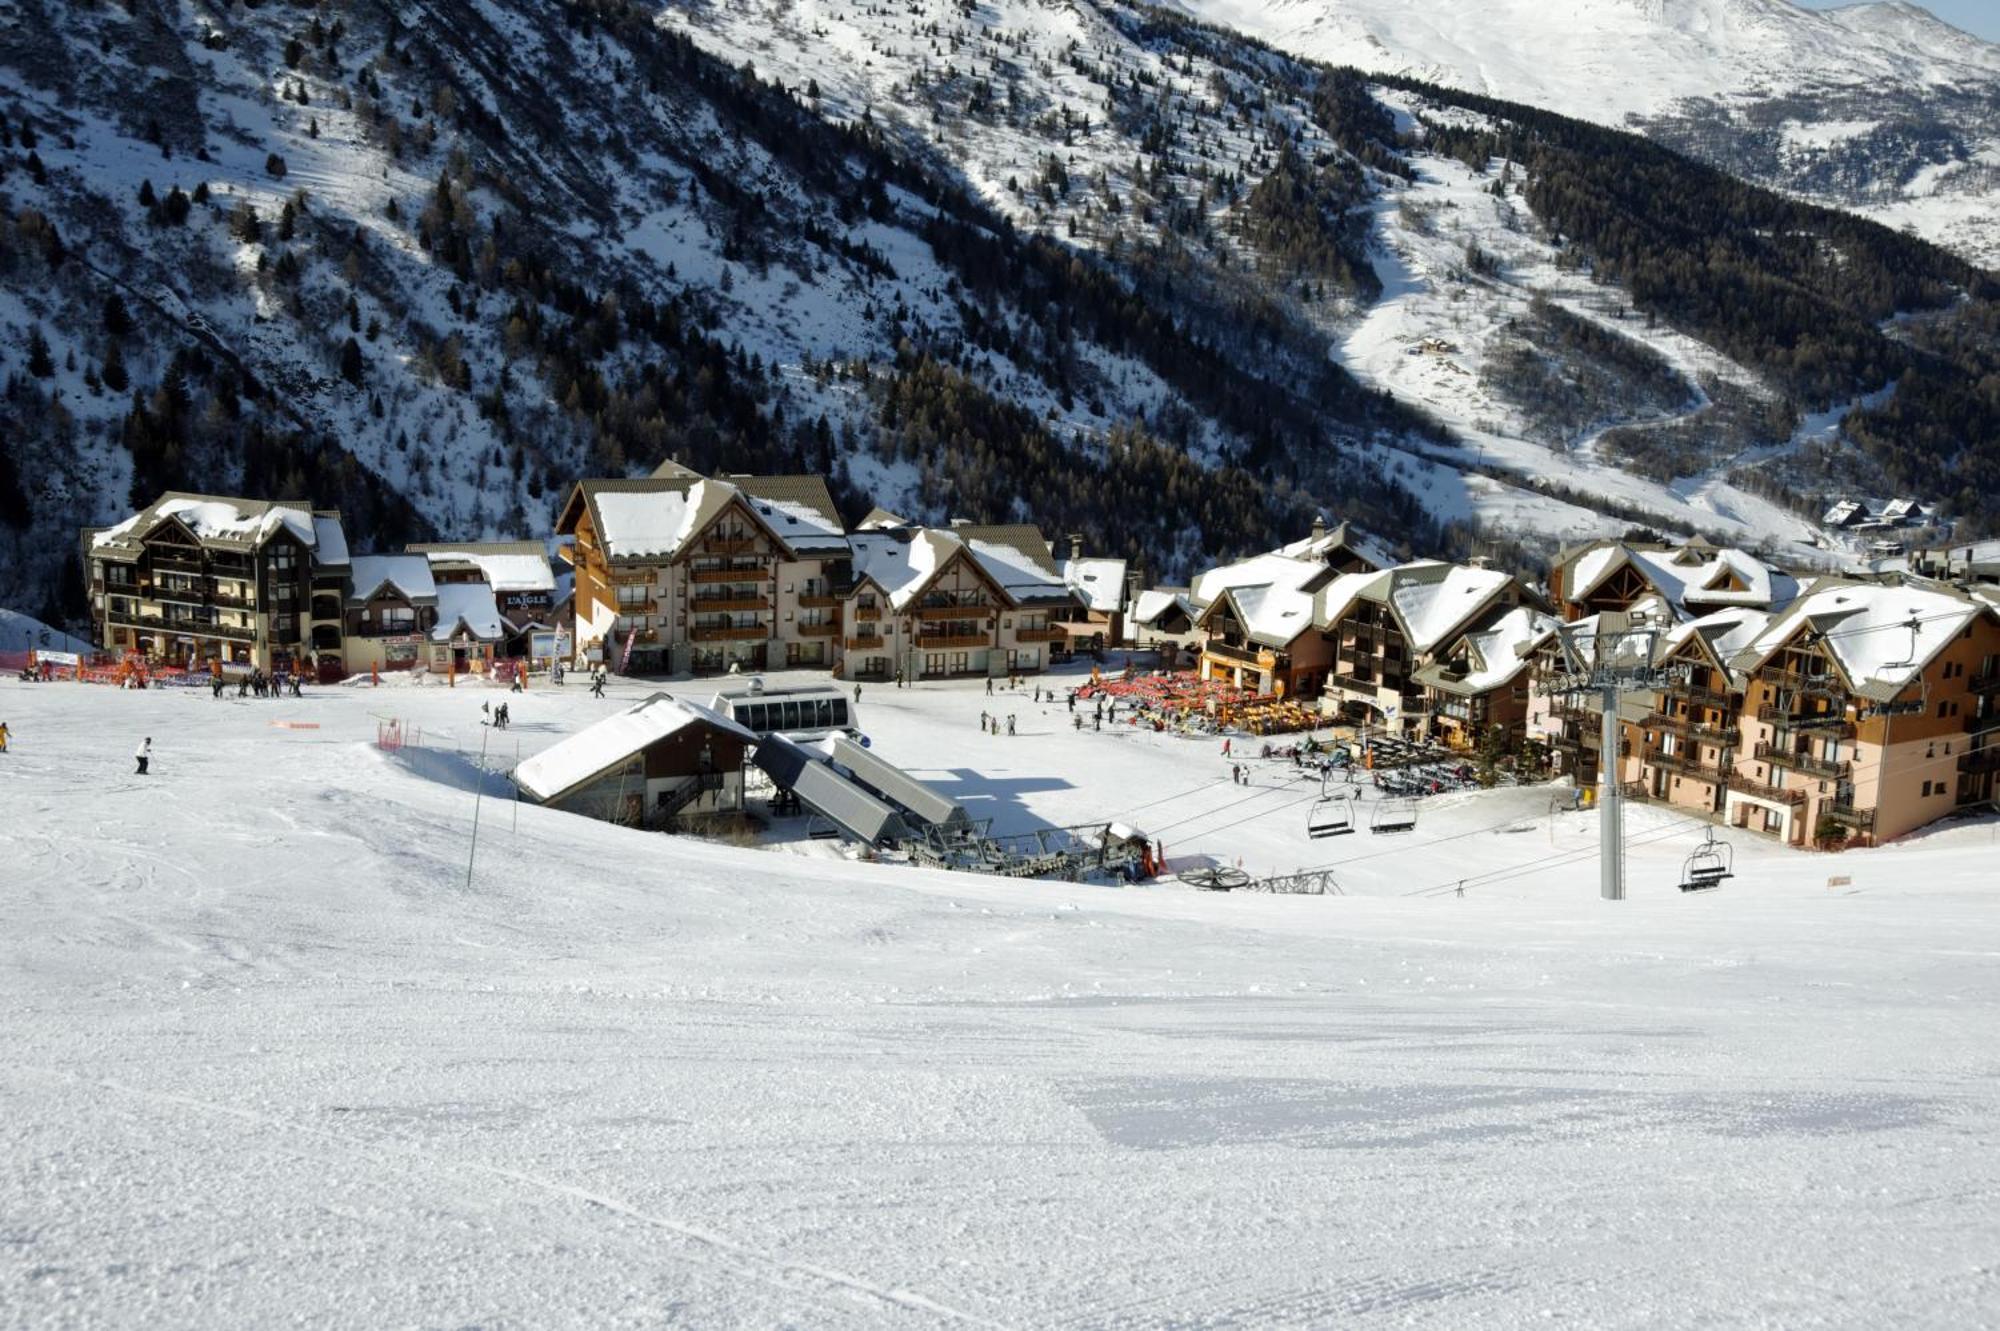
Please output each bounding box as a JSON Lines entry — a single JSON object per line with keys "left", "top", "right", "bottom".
{"left": 514, "top": 693, "right": 756, "bottom": 804}
{"left": 733, "top": 475, "right": 850, "bottom": 556}
{"left": 1064, "top": 557, "right": 1128, "bottom": 613}
{"left": 1379, "top": 561, "right": 1518, "bottom": 655}
{"left": 1732, "top": 578, "right": 1985, "bottom": 701}
{"left": 562, "top": 475, "right": 845, "bottom": 563}
{"left": 347, "top": 553, "right": 437, "bottom": 605}
{"left": 1561, "top": 541, "right": 1799, "bottom": 619}
{"left": 407, "top": 542, "right": 556, "bottom": 592}
{"left": 1414, "top": 605, "right": 1561, "bottom": 696}
{"left": 1132, "top": 587, "right": 1197, "bottom": 628}
{"left": 430, "top": 582, "right": 506, "bottom": 642}
{"left": 91, "top": 492, "right": 339, "bottom": 559}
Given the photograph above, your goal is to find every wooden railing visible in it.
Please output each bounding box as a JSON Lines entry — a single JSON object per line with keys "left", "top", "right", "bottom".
{"left": 797, "top": 594, "right": 842, "bottom": 609}
{"left": 1013, "top": 626, "right": 1064, "bottom": 643}
{"left": 1754, "top": 743, "right": 1850, "bottom": 780}
{"left": 912, "top": 602, "right": 991, "bottom": 620}
{"left": 915, "top": 633, "right": 990, "bottom": 650}
{"left": 845, "top": 636, "right": 886, "bottom": 652}
{"left": 1725, "top": 772, "right": 1807, "bottom": 806}
{"left": 690, "top": 595, "right": 768, "bottom": 612}
{"left": 854, "top": 605, "right": 882, "bottom": 622}
{"left": 690, "top": 567, "right": 765, "bottom": 586}
{"left": 108, "top": 610, "right": 256, "bottom": 642}
{"left": 1205, "top": 640, "right": 1268, "bottom": 667}
{"left": 689, "top": 624, "right": 767, "bottom": 643}
{"left": 704, "top": 537, "right": 759, "bottom": 556}
{"left": 796, "top": 621, "right": 842, "bottom": 638}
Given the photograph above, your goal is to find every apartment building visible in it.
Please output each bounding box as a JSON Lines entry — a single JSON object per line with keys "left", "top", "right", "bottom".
{"left": 83, "top": 491, "right": 350, "bottom": 676}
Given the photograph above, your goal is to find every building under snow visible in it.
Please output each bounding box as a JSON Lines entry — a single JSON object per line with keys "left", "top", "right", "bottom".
{"left": 512, "top": 692, "right": 758, "bottom": 825}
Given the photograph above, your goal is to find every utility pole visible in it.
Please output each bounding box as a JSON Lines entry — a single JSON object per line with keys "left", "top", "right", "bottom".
{"left": 1548, "top": 612, "right": 1679, "bottom": 902}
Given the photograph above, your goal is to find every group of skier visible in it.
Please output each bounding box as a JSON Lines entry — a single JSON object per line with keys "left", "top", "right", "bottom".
{"left": 210, "top": 669, "right": 301, "bottom": 700}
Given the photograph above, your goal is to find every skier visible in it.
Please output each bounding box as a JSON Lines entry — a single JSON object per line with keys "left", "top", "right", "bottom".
{"left": 853, "top": 682, "right": 862, "bottom": 705}
{"left": 482, "top": 701, "right": 492, "bottom": 724}
{"left": 1007, "top": 714, "right": 1017, "bottom": 736}
{"left": 290, "top": 674, "right": 303, "bottom": 698}
{"left": 591, "top": 670, "right": 607, "bottom": 699}
{"left": 986, "top": 677, "right": 994, "bottom": 696}
{"left": 1093, "top": 713, "right": 1102, "bottom": 732}
{"left": 1072, "top": 713, "right": 1082, "bottom": 731}
{"left": 0, "top": 720, "right": 9, "bottom": 753}
{"left": 497, "top": 702, "right": 511, "bottom": 730}
{"left": 134, "top": 737, "right": 152, "bottom": 776}
{"left": 1222, "top": 737, "right": 1232, "bottom": 758}
{"left": 1068, "top": 691, "right": 1077, "bottom": 713}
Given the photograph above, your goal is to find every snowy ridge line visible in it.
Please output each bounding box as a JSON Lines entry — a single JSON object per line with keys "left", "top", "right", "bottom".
{"left": 8, "top": 1063, "right": 1018, "bottom": 1330}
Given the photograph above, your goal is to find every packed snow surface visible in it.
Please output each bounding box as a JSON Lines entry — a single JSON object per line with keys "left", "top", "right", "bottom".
{"left": 4, "top": 665, "right": 2000, "bottom": 1327}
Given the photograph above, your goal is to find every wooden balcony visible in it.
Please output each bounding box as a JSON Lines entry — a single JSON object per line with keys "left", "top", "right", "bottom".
{"left": 1643, "top": 712, "right": 1736, "bottom": 747}
{"left": 915, "top": 633, "right": 991, "bottom": 650}
{"left": 797, "top": 593, "right": 842, "bottom": 609}
{"left": 1725, "top": 772, "right": 1807, "bottom": 806}
{"left": 703, "top": 536, "right": 759, "bottom": 556}
{"left": 796, "top": 621, "right": 842, "bottom": 638}
{"left": 1665, "top": 680, "right": 1733, "bottom": 710}
{"left": 853, "top": 605, "right": 882, "bottom": 622}
{"left": 689, "top": 595, "right": 768, "bottom": 612}
{"left": 1972, "top": 670, "right": 2000, "bottom": 696}
{"left": 1645, "top": 747, "right": 1724, "bottom": 781}
{"left": 845, "top": 636, "right": 887, "bottom": 653}
{"left": 1958, "top": 746, "right": 2000, "bottom": 775}
{"left": 1206, "top": 640, "right": 1271, "bottom": 668}
{"left": 690, "top": 624, "right": 768, "bottom": 643}
{"left": 1823, "top": 802, "right": 1876, "bottom": 833}
{"left": 107, "top": 610, "right": 256, "bottom": 642}
{"left": 148, "top": 553, "right": 206, "bottom": 574}
{"left": 614, "top": 598, "right": 659, "bottom": 615}
{"left": 690, "top": 567, "right": 767, "bottom": 586}
{"left": 1013, "top": 626, "right": 1064, "bottom": 643}
{"left": 1754, "top": 743, "right": 1850, "bottom": 781}
{"left": 913, "top": 602, "right": 992, "bottom": 621}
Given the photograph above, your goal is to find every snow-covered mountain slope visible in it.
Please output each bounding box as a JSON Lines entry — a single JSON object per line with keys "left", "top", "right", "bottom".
{"left": 1171, "top": 0, "right": 2000, "bottom": 268}
{"left": 7, "top": 671, "right": 2000, "bottom": 1325}
{"left": 3, "top": 0, "right": 1996, "bottom": 622}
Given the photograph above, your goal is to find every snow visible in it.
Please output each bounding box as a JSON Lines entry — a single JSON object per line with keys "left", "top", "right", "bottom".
{"left": 1455, "top": 605, "right": 1560, "bottom": 691}
{"left": 430, "top": 583, "right": 506, "bottom": 642}
{"left": 5, "top": 669, "right": 2000, "bottom": 1325}
{"left": 753, "top": 499, "right": 850, "bottom": 556}
{"left": 420, "top": 551, "right": 556, "bottom": 593}
{"left": 347, "top": 554, "right": 438, "bottom": 603}
{"left": 91, "top": 497, "right": 322, "bottom": 552}
{"left": 592, "top": 489, "right": 698, "bottom": 561}
{"left": 1742, "top": 579, "right": 1982, "bottom": 695}
{"left": 514, "top": 692, "right": 754, "bottom": 802}
{"left": 1063, "top": 558, "right": 1128, "bottom": 614}
{"left": 964, "top": 538, "right": 1068, "bottom": 603}
{"left": 1386, "top": 562, "right": 1514, "bottom": 654}
{"left": 1131, "top": 588, "right": 1195, "bottom": 628}
{"left": 0, "top": 608, "right": 95, "bottom": 656}
{"left": 311, "top": 516, "right": 351, "bottom": 567}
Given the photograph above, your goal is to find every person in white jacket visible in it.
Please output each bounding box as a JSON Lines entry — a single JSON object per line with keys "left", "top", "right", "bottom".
{"left": 135, "top": 737, "right": 152, "bottom": 776}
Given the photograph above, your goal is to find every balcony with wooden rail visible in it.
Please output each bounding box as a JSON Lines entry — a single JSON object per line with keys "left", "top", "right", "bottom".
{"left": 1205, "top": 640, "right": 1271, "bottom": 668}
{"left": 1013, "top": 626, "right": 1064, "bottom": 643}
{"left": 147, "top": 552, "right": 207, "bottom": 574}
{"left": 845, "top": 636, "right": 887, "bottom": 653}
{"left": 107, "top": 609, "right": 256, "bottom": 642}
{"left": 1958, "top": 746, "right": 2000, "bottom": 776}
{"left": 703, "top": 536, "right": 760, "bottom": 556}
{"left": 1754, "top": 742, "right": 1850, "bottom": 781}
{"left": 689, "top": 594, "right": 768, "bottom": 613}
{"left": 1725, "top": 771, "right": 1807, "bottom": 806}
{"left": 690, "top": 624, "right": 769, "bottom": 643}
{"left": 797, "top": 594, "right": 843, "bottom": 609}
{"left": 1644, "top": 745, "right": 1725, "bottom": 781}
{"left": 796, "top": 620, "right": 842, "bottom": 638}
{"left": 1757, "top": 704, "right": 1856, "bottom": 738}
{"left": 1664, "top": 678, "right": 1733, "bottom": 710}
{"left": 912, "top": 602, "right": 993, "bottom": 621}
{"left": 853, "top": 604, "right": 882, "bottom": 622}
{"left": 1972, "top": 669, "right": 2000, "bottom": 696}
{"left": 1823, "top": 802, "right": 1877, "bottom": 833}
{"left": 690, "top": 566, "right": 768, "bottom": 586}
{"left": 915, "top": 633, "right": 992, "bottom": 650}
{"left": 613, "top": 597, "right": 660, "bottom": 615}
{"left": 1643, "top": 712, "right": 1737, "bottom": 747}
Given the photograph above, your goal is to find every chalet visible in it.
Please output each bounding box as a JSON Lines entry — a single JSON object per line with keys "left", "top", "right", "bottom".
{"left": 1319, "top": 560, "right": 1524, "bottom": 732}
{"left": 1059, "top": 537, "right": 1129, "bottom": 654}
{"left": 1550, "top": 539, "right": 1799, "bottom": 623}
{"left": 1724, "top": 579, "right": 2000, "bottom": 846}
{"left": 1634, "top": 607, "right": 1773, "bottom": 818}
{"left": 83, "top": 491, "right": 350, "bottom": 677}
{"left": 842, "top": 521, "right": 1076, "bottom": 681}
{"left": 343, "top": 554, "right": 438, "bottom": 673}
{"left": 407, "top": 541, "right": 558, "bottom": 659}
{"left": 1190, "top": 552, "right": 1336, "bottom": 697}
{"left": 1823, "top": 499, "right": 1867, "bottom": 529}
{"left": 1413, "top": 605, "right": 1561, "bottom": 751}
{"left": 555, "top": 469, "right": 850, "bottom": 676}
{"left": 513, "top": 692, "right": 758, "bottom": 826}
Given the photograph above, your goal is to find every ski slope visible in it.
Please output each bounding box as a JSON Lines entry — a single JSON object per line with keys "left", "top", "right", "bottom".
{"left": 4, "top": 667, "right": 1999, "bottom": 1327}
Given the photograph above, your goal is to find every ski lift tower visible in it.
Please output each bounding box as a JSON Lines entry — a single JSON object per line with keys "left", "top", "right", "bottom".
{"left": 1545, "top": 611, "right": 1684, "bottom": 901}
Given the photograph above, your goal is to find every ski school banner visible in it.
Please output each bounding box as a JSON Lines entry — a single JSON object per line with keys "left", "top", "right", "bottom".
{"left": 618, "top": 624, "right": 637, "bottom": 674}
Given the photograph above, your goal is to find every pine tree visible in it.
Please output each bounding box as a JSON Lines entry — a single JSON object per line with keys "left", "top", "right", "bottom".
{"left": 25, "top": 326, "right": 54, "bottom": 377}
{"left": 137, "top": 179, "right": 156, "bottom": 207}
{"left": 339, "top": 337, "right": 365, "bottom": 385}
{"left": 266, "top": 152, "right": 288, "bottom": 179}
{"left": 103, "top": 292, "right": 133, "bottom": 337}
{"left": 101, "top": 339, "right": 129, "bottom": 392}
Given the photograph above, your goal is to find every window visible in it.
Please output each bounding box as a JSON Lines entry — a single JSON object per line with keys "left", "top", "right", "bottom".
{"left": 381, "top": 607, "right": 415, "bottom": 632}
{"left": 616, "top": 583, "right": 650, "bottom": 609}
{"left": 1921, "top": 780, "right": 1934, "bottom": 797}
{"left": 831, "top": 700, "right": 850, "bottom": 727}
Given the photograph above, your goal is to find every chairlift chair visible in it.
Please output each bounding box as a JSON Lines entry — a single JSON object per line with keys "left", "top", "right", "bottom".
{"left": 1371, "top": 797, "right": 1419, "bottom": 834}
{"left": 1678, "top": 827, "right": 1734, "bottom": 892}
{"left": 1307, "top": 789, "right": 1356, "bottom": 839}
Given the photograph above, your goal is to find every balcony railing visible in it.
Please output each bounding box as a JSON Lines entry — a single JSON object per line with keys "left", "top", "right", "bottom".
{"left": 845, "top": 636, "right": 886, "bottom": 652}
{"left": 1823, "top": 803, "right": 1876, "bottom": 833}
{"left": 913, "top": 602, "right": 992, "bottom": 620}
{"left": 703, "top": 536, "right": 759, "bottom": 556}
{"left": 1665, "top": 680, "right": 1733, "bottom": 709}
{"left": 1972, "top": 670, "right": 2000, "bottom": 696}
{"left": 148, "top": 554, "right": 206, "bottom": 574}
{"left": 1331, "top": 672, "right": 1386, "bottom": 693}
{"left": 690, "top": 595, "right": 768, "bottom": 612}
{"left": 690, "top": 567, "right": 766, "bottom": 586}
{"left": 1645, "top": 747, "right": 1724, "bottom": 780}
{"left": 796, "top": 621, "right": 842, "bottom": 638}
{"left": 915, "top": 633, "right": 991, "bottom": 650}
{"left": 1643, "top": 712, "right": 1736, "bottom": 747}
{"left": 689, "top": 624, "right": 768, "bottom": 643}
{"left": 797, "top": 594, "right": 842, "bottom": 609}
{"left": 1205, "top": 641, "right": 1270, "bottom": 667}
{"left": 1725, "top": 772, "right": 1807, "bottom": 806}
{"left": 1958, "top": 747, "right": 2000, "bottom": 775}
{"left": 107, "top": 610, "right": 256, "bottom": 642}
{"left": 614, "top": 598, "right": 659, "bottom": 615}
{"left": 1754, "top": 743, "right": 1850, "bottom": 781}
{"left": 854, "top": 605, "right": 882, "bottom": 622}
{"left": 1014, "top": 626, "right": 1064, "bottom": 643}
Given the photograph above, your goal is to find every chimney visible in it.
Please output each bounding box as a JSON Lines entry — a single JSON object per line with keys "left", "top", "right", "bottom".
{"left": 1068, "top": 532, "right": 1084, "bottom": 562}
{"left": 1310, "top": 513, "right": 1326, "bottom": 540}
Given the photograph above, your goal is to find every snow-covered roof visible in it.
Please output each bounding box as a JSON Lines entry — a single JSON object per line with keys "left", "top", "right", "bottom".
{"left": 848, "top": 528, "right": 958, "bottom": 610}
{"left": 91, "top": 492, "right": 332, "bottom": 556}
{"left": 589, "top": 485, "right": 702, "bottom": 561}
{"left": 411, "top": 545, "right": 556, "bottom": 592}
{"left": 348, "top": 554, "right": 437, "bottom": 604}
{"left": 430, "top": 582, "right": 506, "bottom": 642}
{"left": 1416, "top": 605, "right": 1560, "bottom": 695}
{"left": 1278, "top": 520, "right": 1395, "bottom": 572}
{"left": 962, "top": 527, "right": 1071, "bottom": 606}
{"left": 1063, "top": 558, "right": 1128, "bottom": 614}
{"left": 1563, "top": 542, "right": 1799, "bottom": 619}
{"left": 1735, "top": 579, "right": 1984, "bottom": 701}
{"left": 1190, "top": 553, "right": 1328, "bottom": 608}
{"left": 848, "top": 524, "right": 1072, "bottom": 611}
{"left": 1385, "top": 562, "right": 1516, "bottom": 655}
{"left": 737, "top": 476, "right": 850, "bottom": 556}
{"left": 571, "top": 475, "right": 847, "bottom": 562}
{"left": 1660, "top": 607, "right": 1775, "bottom": 686}
{"left": 312, "top": 515, "right": 351, "bottom": 567}
{"left": 514, "top": 693, "right": 756, "bottom": 803}
{"left": 1131, "top": 588, "right": 1196, "bottom": 628}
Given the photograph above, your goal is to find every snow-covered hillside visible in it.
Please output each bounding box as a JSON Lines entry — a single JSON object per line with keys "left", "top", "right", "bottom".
{"left": 1172, "top": 0, "right": 2000, "bottom": 268}
{"left": 6, "top": 669, "right": 2000, "bottom": 1325}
